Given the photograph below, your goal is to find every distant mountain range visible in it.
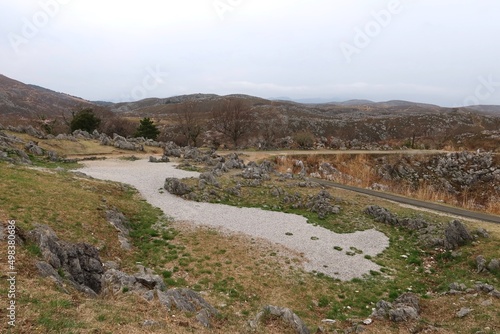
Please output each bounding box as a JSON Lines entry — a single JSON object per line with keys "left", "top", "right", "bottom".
{"left": 1, "top": 74, "right": 499, "bottom": 119}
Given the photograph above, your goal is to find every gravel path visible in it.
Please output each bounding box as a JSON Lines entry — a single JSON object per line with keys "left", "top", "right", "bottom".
{"left": 79, "top": 159, "right": 389, "bottom": 280}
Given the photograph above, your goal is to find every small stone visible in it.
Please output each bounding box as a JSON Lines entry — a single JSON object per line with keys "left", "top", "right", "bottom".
{"left": 362, "top": 318, "right": 373, "bottom": 325}
{"left": 142, "top": 320, "right": 159, "bottom": 327}
{"left": 143, "top": 290, "right": 155, "bottom": 302}
{"left": 487, "top": 258, "right": 499, "bottom": 272}
{"left": 481, "top": 299, "right": 492, "bottom": 306}
{"left": 476, "top": 255, "right": 487, "bottom": 273}
{"left": 456, "top": 307, "right": 472, "bottom": 318}
{"left": 489, "top": 290, "right": 500, "bottom": 298}
{"left": 321, "top": 319, "right": 336, "bottom": 324}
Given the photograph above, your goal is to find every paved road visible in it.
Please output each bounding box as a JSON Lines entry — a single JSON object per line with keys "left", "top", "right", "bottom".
{"left": 311, "top": 178, "right": 500, "bottom": 224}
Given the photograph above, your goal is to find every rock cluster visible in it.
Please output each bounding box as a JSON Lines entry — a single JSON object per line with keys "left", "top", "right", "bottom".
{"left": 371, "top": 293, "right": 420, "bottom": 322}
{"left": 6, "top": 124, "right": 47, "bottom": 138}
{"left": 25, "top": 224, "right": 219, "bottom": 328}
{"left": 241, "top": 161, "right": 274, "bottom": 180}
{"left": 376, "top": 152, "right": 500, "bottom": 204}
{"left": 0, "top": 131, "right": 32, "bottom": 164}
{"left": 364, "top": 205, "right": 475, "bottom": 249}
{"left": 102, "top": 265, "right": 166, "bottom": 297}
{"left": 305, "top": 190, "right": 341, "bottom": 219}
{"left": 446, "top": 281, "right": 500, "bottom": 298}
{"left": 476, "top": 255, "right": 500, "bottom": 274}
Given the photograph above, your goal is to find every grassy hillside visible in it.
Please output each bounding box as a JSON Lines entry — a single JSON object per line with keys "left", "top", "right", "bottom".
{"left": 0, "top": 138, "right": 499, "bottom": 333}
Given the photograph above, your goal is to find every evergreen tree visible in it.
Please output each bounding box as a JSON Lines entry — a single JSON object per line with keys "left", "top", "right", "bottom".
{"left": 135, "top": 117, "right": 160, "bottom": 140}
{"left": 70, "top": 108, "right": 101, "bottom": 133}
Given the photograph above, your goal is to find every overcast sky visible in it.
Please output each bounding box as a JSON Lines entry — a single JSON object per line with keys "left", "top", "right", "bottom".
{"left": 1, "top": 0, "right": 500, "bottom": 106}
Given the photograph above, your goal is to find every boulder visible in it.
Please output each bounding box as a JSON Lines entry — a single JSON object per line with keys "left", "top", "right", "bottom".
{"left": 114, "top": 139, "right": 137, "bottom": 151}
{"left": 249, "top": 305, "right": 310, "bottom": 334}
{"left": 444, "top": 220, "right": 472, "bottom": 250}
{"left": 364, "top": 205, "right": 399, "bottom": 225}
{"left": 47, "top": 151, "right": 59, "bottom": 162}
{"left": 25, "top": 141, "right": 44, "bottom": 156}
{"left": 487, "top": 258, "right": 500, "bottom": 272}
{"left": 164, "top": 178, "right": 192, "bottom": 196}
{"left": 199, "top": 172, "right": 220, "bottom": 188}
{"left": 157, "top": 288, "right": 218, "bottom": 328}
{"left": 102, "top": 265, "right": 166, "bottom": 295}
{"left": 477, "top": 255, "right": 487, "bottom": 273}
{"left": 372, "top": 293, "right": 420, "bottom": 323}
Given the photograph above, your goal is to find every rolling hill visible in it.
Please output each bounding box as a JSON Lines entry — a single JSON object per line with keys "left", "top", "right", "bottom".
{"left": 0, "top": 74, "right": 94, "bottom": 119}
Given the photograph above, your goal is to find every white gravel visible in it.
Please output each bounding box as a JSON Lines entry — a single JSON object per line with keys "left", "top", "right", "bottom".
{"left": 79, "top": 158, "right": 389, "bottom": 280}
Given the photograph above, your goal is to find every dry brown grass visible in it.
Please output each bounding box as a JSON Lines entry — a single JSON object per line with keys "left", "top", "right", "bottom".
{"left": 274, "top": 152, "right": 500, "bottom": 215}
{"left": 4, "top": 130, "right": 163, "bottom": 158}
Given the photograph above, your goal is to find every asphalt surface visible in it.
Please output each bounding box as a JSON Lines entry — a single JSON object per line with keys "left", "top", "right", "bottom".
{"left": 311, "top": 178, "right": 500, "bottom": 224}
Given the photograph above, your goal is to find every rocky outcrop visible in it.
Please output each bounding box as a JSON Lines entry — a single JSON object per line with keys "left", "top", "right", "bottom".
{"left": 476, "top": 255, "right": 500, "bottom": 274}
{"left": 163, "top": 142, "right": 183, "bottom": 158}
{"left": 364, "top": 206, "right": 475, "bottom": 249}
{"left": 7, "top": 125, "right": 47, "bottom": 139}
{"left": 0, "top": 131, "right": 32, "bottom": 164}
{"left": 241, "top": 161, "right": 274, "bottom": 180}
{"left": 249, "top": 305, "right": 310, "bottom": 334}
{"left": 102, "top": 265, "right": 166, "bottom": 297}
{"left": 26, "top": 225, "right": 104, "bottom": 295}
{"left": 444, "top": 220, "right": 473, "bottom": 250}
{"left": 106, "top": 208, "right": 131, "bottom": 250}
{"left": 164, "top": 178, "right": 192, "bottom": 196}
{"left": 24, "top": 141, "right": 44, "bottom": 156}
{"left": 371, "top": 293, "right": 420, "bottom": 322}
{"left": 199, "top": 172, "right": 220, "bottom": 188}
{"left": 305, "top": 190, "right": 340, "bottom": 219}
{"left": 157, "top": 288, "right": 219, "bottom": 328}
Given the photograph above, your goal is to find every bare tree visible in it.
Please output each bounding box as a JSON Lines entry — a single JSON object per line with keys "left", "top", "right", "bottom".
{"left": 175, "top": 102, "right": 204, "bottom": 147}
{"left": 255, "top": 106, "right": 288, "bottom": 149}
{"left": 211, "top": 98, "right": 255, "bottom": 147}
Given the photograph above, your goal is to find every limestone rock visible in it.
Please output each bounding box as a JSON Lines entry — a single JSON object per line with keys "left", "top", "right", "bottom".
{"left": 25, "top": 141, "right": 44, "bottom": 156}
{"left": 487, "top": 258, "right": 499, "bottom": 272}
{"left": 164, "top": 178, "right": 192, "bottom": 196}
{"left": 249, "top": 305, "right": 310, "bottom": 334}
{"left": 157, "top": 288, "right": 218, "bottom": 328}
{"left": 476, "top": 255, "right": 487, "bottom": 273}
{"left": 444, "top": 220, "right": 472, "bottom": 250}
{"left": 27, "top": 225, "right": 104, "bottom": 295}
{"left": 372, "top": 293, "right": 420, "bottom": 323}
{"left": 456, "top": 307, "right": 471, "bottom": 318}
